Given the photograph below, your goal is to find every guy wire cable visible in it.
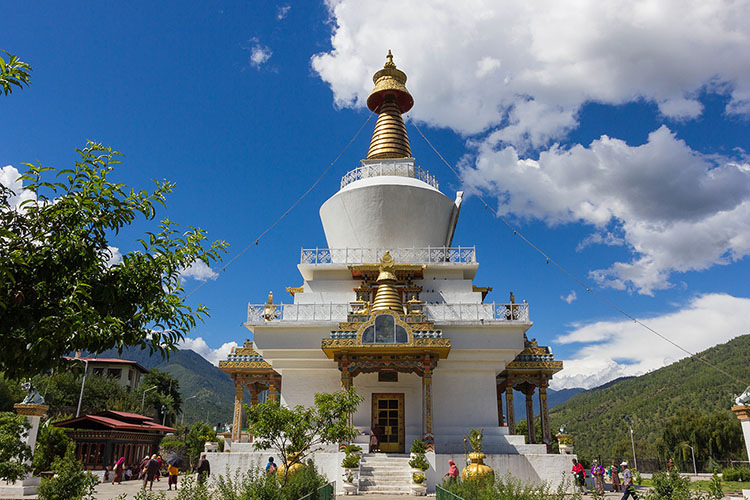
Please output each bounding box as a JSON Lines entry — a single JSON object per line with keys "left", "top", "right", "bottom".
{"left": 407, "top": 115, "right": 748, "bottom": 388}
{"left": 184, "top": 114, "right": 373, "bottom": 299}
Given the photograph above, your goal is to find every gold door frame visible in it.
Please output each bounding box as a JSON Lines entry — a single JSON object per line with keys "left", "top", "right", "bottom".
{"left": 371, "top": 393, "right": 405, "bottom": 453}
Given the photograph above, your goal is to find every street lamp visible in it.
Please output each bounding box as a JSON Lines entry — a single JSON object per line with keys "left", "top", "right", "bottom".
{"left": 624, "top": 415, "right": 638, "bottom": 470}
{"left": 141, "top": 385, "right": 158, "bottom": 413}
{"left": 181, "top": 394, "right": 198, "bottom": 426}
{"left": 75, "top": 359, "right": 89, "bottom": 418}
{"left": 161, "top": 405, "right": 167, "bottom": 426}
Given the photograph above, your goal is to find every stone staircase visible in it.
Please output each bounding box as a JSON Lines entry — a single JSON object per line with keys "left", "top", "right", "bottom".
{"left": 358, "top": 453, "right": 413, "bottom": 495}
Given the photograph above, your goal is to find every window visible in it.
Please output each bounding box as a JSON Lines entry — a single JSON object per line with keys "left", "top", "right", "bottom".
{"left": 107, "top": 368, "right": 122, "bottom": 379}
{"left": 361, "top": 315, "right": 408, "bottom": 344}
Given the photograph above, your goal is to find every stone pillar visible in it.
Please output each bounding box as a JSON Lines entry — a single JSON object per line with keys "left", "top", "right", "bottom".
{"left": 1, "top": 404, "right": 49, "bottom": 496}
{"left": 268, "top": 377, "right": 281, "bottom": 402}
{"left": 525, "top": 388, "right": 536, "bottom": 444}
{"left": 539, "top": 383, "right": 551, "bottom": 450}
{"left": 423, "top": 365, "right": 434, "bottom": 450}
{"left": 497, "top": 382, "right": 505, "bottom": 427}
{"left": 732, "top": 406, "right": 750, "bottom": 468}
{"left": 232, "top": 382, "right": 243, "bottom": 443}
{"left": 505, "top": 384, "right": 515, "bottom": 434}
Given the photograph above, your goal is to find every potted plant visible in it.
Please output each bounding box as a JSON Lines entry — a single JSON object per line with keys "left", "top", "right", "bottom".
{"left": 341, "top": 444, "right": 361, "bottom": 494}
{"left": 342, "top": 471, "right": 358, "bottom": 496}
{"left": 556, "top": 433, "right": 575, "bottom": 454}
{"left": 461, "top": 428, "right": 494, "bottom": 481}
{"left": 409, "top": 439, "right": 430, "bottom": 475}
{"left": 410, "top": 472, "right": 427, "bottom": 496}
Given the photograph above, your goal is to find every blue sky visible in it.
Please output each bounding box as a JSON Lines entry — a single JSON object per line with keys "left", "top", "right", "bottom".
{"left": 4, "top": 1, "right": 750, "bottom": 390}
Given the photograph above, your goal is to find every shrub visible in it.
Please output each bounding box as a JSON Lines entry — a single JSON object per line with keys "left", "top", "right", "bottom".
{"left": 409, "top": 454, "right": 429, "bottom": 471}
{"left": 722, "top": 466, "right": 750, "bottom": 482}
{"left": 343, "top": 444, "right": 361, "bottom": 455}
{"left": 209, "top": 462, "right": 327, "bottom": 500}
{"left": 442, "top": 473, "right": 573, "bottom": 500}
{"left": 341, "top": 453, "right": 360, "bottom": 468}
{"left": 410, "top": 439, "right": 426, "bottom": 454}
{"left": 37, "top": 443, "right": 98, "bottom": 500}
{"left": 0, "top": 412, "right": 32, "bottom": 483}
{"left": 33, "top": 423, "right": 72, "bottom": 474}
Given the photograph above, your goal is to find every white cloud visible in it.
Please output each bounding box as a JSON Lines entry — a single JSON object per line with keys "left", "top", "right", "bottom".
{"left": 312, "top": 0, "right": 750, "bottom": 148}
{"left": 277, "top": 5, "right": 291, "bottom": 20}
{"left": 549, "top": 293, "right": 750, "bottom": 389}
{"left": 179, "top": 337, "right": 237, "bottom": 366}
{"left": 561, "top": 291, "right": 577, "bottom": 304}
{"left": 106, "top": 246, "right": 122, "bottom": 266}
{"left": 462, "top": 126, "right": 750, "bottom": 294}
{"left": 248, "top": 39, "right": 272, "bottom": 68}
{"left": 1, "top": 165, "right": 35, "bottom": 211}
{"left": 179, "top": 260, "right": 218, "bottom": 282}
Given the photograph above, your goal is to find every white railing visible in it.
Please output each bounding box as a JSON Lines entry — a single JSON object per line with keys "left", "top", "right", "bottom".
{"left": 300, "top": 247, "right": 476, "bottom": 265}
{"left": 246, "top": 302, "right": 529, "bottom": 324}
{"left": 340, "top": 162, "right": 439, "bottom": 190}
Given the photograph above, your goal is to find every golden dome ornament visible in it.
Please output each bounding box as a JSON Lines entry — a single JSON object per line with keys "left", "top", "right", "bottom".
{"left": 365, "top": 50, "right": 413, "bottom": 160}
{"left": 277, "top": 452, "right": 306, "bottom": 480}
{"left": 461, "top": 428, "right": 495, "bottom": 482}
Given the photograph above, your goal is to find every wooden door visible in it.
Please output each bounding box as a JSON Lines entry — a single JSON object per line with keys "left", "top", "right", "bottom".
{"left": 372, "top": 393, "right": 404, "bottom": 453}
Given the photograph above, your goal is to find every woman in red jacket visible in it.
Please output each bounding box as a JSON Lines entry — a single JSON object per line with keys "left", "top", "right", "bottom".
{"left": 572, "top": 458, "right": 587, "bottom": 494}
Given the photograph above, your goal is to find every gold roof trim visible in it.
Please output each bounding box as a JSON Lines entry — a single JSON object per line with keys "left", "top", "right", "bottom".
{"left": 286, "top": 284, "right": 304, "bottom": 296}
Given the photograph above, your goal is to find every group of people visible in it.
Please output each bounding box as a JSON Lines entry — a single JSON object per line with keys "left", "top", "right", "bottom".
{"left": 572, "top": 458, "right": 638, "bottom": 499}
{"left": 106, "top": 453, "right": 212, "bottom": 491}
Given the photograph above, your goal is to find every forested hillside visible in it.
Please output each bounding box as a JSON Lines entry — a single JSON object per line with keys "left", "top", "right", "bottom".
{"left": 94, "top": 347, "right": 237, "bottom": 426}
{"left": 549, "top": 334, "right": 750, "bottom": 461}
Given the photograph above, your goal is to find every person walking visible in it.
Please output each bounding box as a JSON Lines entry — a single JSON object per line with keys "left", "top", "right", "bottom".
{"left": 142, "top": 455, "right": 160, "bottom": 491}
{"left": 621, "top": 461, "right": 638, "bottom": 499}
{"left": 196, "top": 453, "right": 211, "bottom": 486}
{"left": 167, "top": 463, "right": 179, "bottom": 490}
{"left": 572, "top": 458, "right": 587, "bottom": 494}
{"left": 591, "top": 459, "right": 605, "bottom": 494}
{"left": 111, "top": 457, "right": 125, "bottom": 484}
{"left": 265, "top": 456, "right": 277, "bottom": 474}
{"left": 608, "top": 460, "right": 621, "bottom": 492}
{"left": 443, "top": 459, "right": 458, "bottom": 484}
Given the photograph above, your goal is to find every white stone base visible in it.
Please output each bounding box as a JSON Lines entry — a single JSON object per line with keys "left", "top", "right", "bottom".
{"left": 0, "top": 475, "right": 41, "bottom": 496}
{"left": 205, "top": 448, "right": 575, "bottom": 494}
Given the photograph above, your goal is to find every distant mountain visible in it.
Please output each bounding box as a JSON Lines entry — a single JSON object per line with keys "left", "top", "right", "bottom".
{"left": 548, "top": 334, "right": 750, "bottom": 459}
{"left": 92, "top": 347, "right": 236, "bottom": 427}
{"left": 512, "top": 387, "right": 586, "bottom": 421}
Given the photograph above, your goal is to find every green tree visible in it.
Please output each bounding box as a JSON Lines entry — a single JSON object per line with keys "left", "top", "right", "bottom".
{"left": 37, "top": 443, "right": 97, "bottom": 500}
{"left": 0, "top": 412, "right": 32, "bottom": 483}
{"left": 0, "top": 374, "right": 24, "bottom": 411}
{"left": 31, "top": 371, "right": 139, "bottom": 417}
{"left": 247, "top": 388, "right": 364, "bottom": 485}
{"left": 140, "top": 369, "right": 181, "bottom": 425}
{"left": 0, "top": 142, "right": 228, "bottom": 380}
{"left": 184, "top": 421, "right": 216, "bottom": 467}
{"left": 32, "top": 422, "right": 72, "bottom": 474}
{"left": 0, "top": 50, "right": 32, "bottom": 95}
{"left": 658, "top": 409, "right": 745, "bottom": 466}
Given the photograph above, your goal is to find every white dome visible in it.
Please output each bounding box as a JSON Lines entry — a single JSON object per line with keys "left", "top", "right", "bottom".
{"left": 320, "top": 165, "right": 460, "bottom": 249}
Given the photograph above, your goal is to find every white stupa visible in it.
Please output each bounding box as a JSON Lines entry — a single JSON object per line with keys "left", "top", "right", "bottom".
{"left": 212, "top": 51, "right": 572, "bottom": 495}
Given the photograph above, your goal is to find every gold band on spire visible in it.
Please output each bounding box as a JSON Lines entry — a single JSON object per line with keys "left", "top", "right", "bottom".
{"left": 365, "top": 51, "right": 413, "bottom": 160}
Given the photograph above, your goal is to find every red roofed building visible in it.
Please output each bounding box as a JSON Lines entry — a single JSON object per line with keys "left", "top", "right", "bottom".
{"left": 54, "top": 410, "right": 175, "bottom": 470}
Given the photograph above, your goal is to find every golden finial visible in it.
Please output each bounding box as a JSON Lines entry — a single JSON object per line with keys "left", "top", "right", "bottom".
{"left": 385, "top": 49, "right": 395, "bottom": 68}
{"left": 365, "top": 51, "right": 414, "bottom": 160}
{"left": 371, "top": 251, "right": 404, "bottom": 313}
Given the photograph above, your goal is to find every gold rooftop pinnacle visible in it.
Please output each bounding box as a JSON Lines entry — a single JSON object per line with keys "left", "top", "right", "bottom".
{"left": 366, "top": 50, "right": 413, "bottom": 160}
{"left": 371, "top": 251, "right": 404, "bottom": 313}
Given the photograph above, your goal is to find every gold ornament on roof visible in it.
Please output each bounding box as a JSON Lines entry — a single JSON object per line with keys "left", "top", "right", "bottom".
{"left": 366, "top": 50, "right": 413, "bottom": 160}
{"left": 371, "top": 252, "right": 403, "bottom": 313}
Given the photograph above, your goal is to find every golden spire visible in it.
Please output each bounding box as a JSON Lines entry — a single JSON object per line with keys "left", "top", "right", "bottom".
{"left": 366, "top": 50, "right": 413, "bottom": 160}
{"left": 370, "top": 252, "right": 404, "bottom": 313}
